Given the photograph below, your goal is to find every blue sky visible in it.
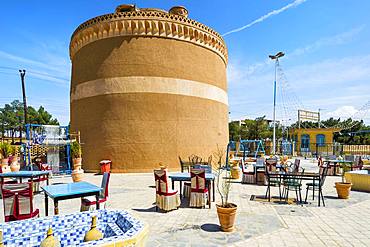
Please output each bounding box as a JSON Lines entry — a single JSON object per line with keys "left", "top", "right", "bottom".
{"left": 0, "top": 0, "right": 370, "bottom": 125}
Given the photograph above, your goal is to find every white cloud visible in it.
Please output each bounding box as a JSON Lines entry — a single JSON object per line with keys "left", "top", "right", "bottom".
{"left": 289, "top": 25, "right": 365, "bottom": 57}
{"left": 223, "top": 0, "right": 308, "bottom": 36}
{"left": 324, "top": 106, "right": 358, "bottom": 119}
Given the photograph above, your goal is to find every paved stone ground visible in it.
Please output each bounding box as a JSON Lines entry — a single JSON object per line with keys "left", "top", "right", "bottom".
{"left": 2, "top": 158, "right": 370, "bottom": 246}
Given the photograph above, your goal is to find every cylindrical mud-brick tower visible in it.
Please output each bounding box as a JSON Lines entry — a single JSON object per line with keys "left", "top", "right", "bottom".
{"left": 70, "top": 4, "right": 228, "bottom": 172}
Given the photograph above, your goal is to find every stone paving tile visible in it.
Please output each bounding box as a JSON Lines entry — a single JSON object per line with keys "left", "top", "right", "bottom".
{"left": 1, "top": 158, "right": 370, "bottom": 246}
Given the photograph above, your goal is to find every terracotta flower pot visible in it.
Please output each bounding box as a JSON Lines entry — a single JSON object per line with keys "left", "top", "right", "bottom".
{"left": 72, "top": 170, "right": 84, "bottom": 182}
{"left": 335, "top": 182, "right": 351, "bottom": 199}
{"left": 73, "top": 158, "right": 82, "bottom": 169}
{"left": 216, "top": 203, "right": 237, "bottom": 232}
{"left": 1, "top": 158, "right": 8, "bottom": 167}
{"left": 10, "top": 161, "right": 20, "bottom": 172}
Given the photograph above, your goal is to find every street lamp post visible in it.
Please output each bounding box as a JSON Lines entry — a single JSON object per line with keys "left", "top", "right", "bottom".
{"left": 269, "top": 52, "right": 285, "bottom": 155}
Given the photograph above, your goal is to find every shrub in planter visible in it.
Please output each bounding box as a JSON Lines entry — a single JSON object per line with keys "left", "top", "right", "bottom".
{"left": 213, "top": 146, "right": 237, "bottom": 232}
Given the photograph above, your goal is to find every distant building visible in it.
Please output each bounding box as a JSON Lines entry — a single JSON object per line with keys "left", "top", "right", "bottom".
{"left": 291, "top": 128, "right": 341, "bottom": 155}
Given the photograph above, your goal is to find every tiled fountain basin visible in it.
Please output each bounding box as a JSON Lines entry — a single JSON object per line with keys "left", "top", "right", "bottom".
{"left": 0, "top": 209, "right": 148, "bottom": 247}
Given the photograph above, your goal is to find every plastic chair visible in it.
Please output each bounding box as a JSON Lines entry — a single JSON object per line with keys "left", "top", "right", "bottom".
{"left": 1, "top": 182, "right": 39, "bottom": 222}
{"left": 189, "top": 168, "right": 209, "bottom": 208}
{"left": 80, "top": 172, "right": 110, "bottom": 211}
{"left": 154, "top": 169, "right": 180, "bottom": 212}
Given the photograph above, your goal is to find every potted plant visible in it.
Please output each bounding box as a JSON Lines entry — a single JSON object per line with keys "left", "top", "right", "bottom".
{"left": 70, "top": 141, "right": 84, "bottom": 182}
{"left": 9, "top": 146, "right": 20, "bottom": 172}
{"left": 0, "top": 142, "right": 13, "bottom": 167}
{"left": 213, "top": 146, "right": 237, "bottom": 232}
{"left": 71, "top": 141, "right": 82, "bottom": 169}
{"left": 335, "top": 164, "right": 351, "bottom": 199}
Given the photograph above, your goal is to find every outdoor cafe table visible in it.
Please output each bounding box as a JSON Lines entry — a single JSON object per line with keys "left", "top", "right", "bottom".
{"left": 42, "top": 181, "right": 101, "bottom": 216}
{"left": 267, "top": 171, "right": 324, "bottom": 206}
{"left": 0, "top": 170, "right": 50, "bottom": 185}
{"left": 324, "top": 160, "right": 353, "bottom": 176}
{"left": 168, "top": 172, "right": 215, "bottom": 202}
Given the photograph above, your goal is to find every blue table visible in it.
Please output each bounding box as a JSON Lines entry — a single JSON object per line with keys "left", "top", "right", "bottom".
{"left": 0, "top": 170, "right": 50, "bottom": 184}
{"left": 168, "top": 172, "right": 215, "bottom": 203}
{"left": 42, "top": 181, "right": 101, "bottom": 216}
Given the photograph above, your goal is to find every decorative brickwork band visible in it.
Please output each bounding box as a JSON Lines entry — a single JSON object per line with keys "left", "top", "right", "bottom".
{"left": 70, "top": 8, "right": 227, "bottom": 65}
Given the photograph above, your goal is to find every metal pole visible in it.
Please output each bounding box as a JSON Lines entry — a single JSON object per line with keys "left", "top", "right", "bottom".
{"left": 272, "top": 59, "right": 277, "bottom": 155}
{"left": 19, "top": 70, "right": 27, "bottom": 125}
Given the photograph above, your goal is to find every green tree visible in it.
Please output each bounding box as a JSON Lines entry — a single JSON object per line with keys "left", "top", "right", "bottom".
{"left": 0, "top": 100, "right": 59, "bottom": 143}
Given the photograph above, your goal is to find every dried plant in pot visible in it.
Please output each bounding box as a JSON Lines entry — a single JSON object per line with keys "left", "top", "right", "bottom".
{"left": 335, "top": 165, "right": 351, "bottom": 199}
{"left": 212, "top": 145, "right": 237, "bottom": 232}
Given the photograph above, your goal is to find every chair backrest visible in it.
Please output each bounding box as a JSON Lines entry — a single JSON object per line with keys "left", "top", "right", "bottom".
{"left": 290, "top": 159, "right": 300, "bottom": 173}
{"left": 317, "top": 157, "right": 323, "bottom": 166}
{"left": 190, "top": 168, "right": 206, "bottom": 192}
{"left": 100, "top": 172, "right": 110, "bottom": 199}
{"left": 1, "top": 183, "right": 33, "bottom": 222}
{"left": 265, "top": 158, "right": 277, "bottom": 166}
{"left": 192, "top": 164, "right": 212, "bottom": 173}
{"left": 354, "top": 156, "right": 363, "bottom": 167}
{"left": 154, "top": 169, "right": 169, "bottom": 195}
{"left": 207, "top": 155, "right": 212, "bottom": 166}
{"left": 256, "top": 158, "right": 265, "bottom": 166}
{"left": 319, "top": 165, "right": 328, "bottom": 186}
{"left": 189, "top": 155, "right": 202, "bottom": 165}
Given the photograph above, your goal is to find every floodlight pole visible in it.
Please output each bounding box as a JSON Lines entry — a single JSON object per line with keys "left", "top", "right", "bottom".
{"left": 269, "top": 52, "right": 284, "bottom": 156}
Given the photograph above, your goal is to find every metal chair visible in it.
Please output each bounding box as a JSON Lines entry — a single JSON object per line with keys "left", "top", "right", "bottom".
{"left": 282, "top": 168, "right": 305, "bottom": 204}
{"left": 264, "top": 163, "right": 281, "bottom": 201}
{"left": 1, "top": 182, "right": 39, "bottom": 222}
{"left": 305, "top": 166, "right": 328, "bottom": 206}
{"left": 80, "top": 172, "right": 110, "bottom": 211}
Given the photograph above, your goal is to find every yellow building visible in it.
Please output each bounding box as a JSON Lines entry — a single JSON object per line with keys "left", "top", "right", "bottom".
{"left": 292, "top": 128, "right": 341, "bottom": 155}
{"left": 69, "top": 5, "right": 228, "bottom": 172}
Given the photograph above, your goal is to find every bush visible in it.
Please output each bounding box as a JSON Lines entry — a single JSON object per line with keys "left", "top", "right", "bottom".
{"left": 70, "top": 141, "right": 82, "bottom": 159}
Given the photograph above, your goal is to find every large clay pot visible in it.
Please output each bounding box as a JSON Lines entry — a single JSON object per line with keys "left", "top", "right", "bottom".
{"left": 10, "top": 160, "right": 20, "bottom": 172}
{"left": 216, "top": 203, "right": 237, "bottom": 232}
{"left": 72, "top": 169, "right": 84, "bottom": 182}
{"left": 230, "top": 164, "right": 240, "bottom": 179}
{"left": 1, "top": 158, "right": 8, "bottom": 167}
{"left": 335, "top": 182, "right": 351, "bottom": 199}
{"left": 73, "top": 158, "right": 82, "bottom": 170}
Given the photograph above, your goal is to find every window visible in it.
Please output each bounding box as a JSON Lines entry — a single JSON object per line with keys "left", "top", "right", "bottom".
{"left": 316, "top": 134, "right": 325, "bottom": 147}
{"left": 301, "top": 134, "right": 310, "bottom": 149}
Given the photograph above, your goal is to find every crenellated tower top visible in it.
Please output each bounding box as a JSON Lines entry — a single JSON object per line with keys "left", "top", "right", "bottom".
{"left": 69, "top": 5, "right": 228, "bottom": 65}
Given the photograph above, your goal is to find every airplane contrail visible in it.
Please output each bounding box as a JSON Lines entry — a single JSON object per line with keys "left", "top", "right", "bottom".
{"left": 222, "top": 0, "right": 308, "bottom": 36}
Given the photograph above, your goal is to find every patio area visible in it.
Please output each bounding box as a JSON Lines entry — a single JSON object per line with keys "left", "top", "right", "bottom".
{"left": 1, "top": 158, "right": 370, "bottom": 246}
